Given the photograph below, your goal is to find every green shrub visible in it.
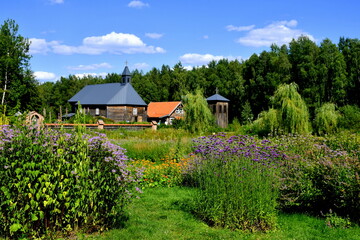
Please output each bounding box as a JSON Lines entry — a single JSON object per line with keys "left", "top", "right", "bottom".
{"left": 0, "top": 126, "right": 142, "bottom": 238}
{"left": 275, "top": 134, "right": 360, "bottom": 223}
{"left": 324, "top": 210, "right": 352, "bottom": 229}
{"left": 338, "top": 105, "right": 360, "bottom": 131}
{"left": 185, "top": 134, "right": 285, "bottom": 231}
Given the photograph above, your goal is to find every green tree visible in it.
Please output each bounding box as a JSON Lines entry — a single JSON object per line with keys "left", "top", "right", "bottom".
{"left": 182, "top": 89, "right": 214, "bottom": 134}
{"left": 272, "top": 83, "right": 311, "bottom": 134}
{"left": 253, "top": 83, "right": 311, "bottom": 135}
{"left": 0, "top": 19, "right": 37, "bottom": 113}
{"left": 289, "top": 36, "right": 320, "bottom": 113}
{"left": 338, "top": 37, "right": 360, "bottom": 106}
{"left": 241, "top": 100, "right": 253, "bottom": 124}
{"left": 318, "top": 39, "right": 347, "bottom": 105}
{"left": 314, "top": 103, "right": 340, "bottom": 135}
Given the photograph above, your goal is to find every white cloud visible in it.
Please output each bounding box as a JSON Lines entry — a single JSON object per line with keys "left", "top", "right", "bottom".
{"left": 236, "top": 20, "right": 314, "bottom": 47}
{"left": 179, "top": 53, "right": 241, "bottom": 65}
{"left": 68, "top": 62, "right": 112, "bottom": 71}
{"left": 203, "top": 35, "right": 209, "bottom": 39}
{"left": 29, "top": 32, "right": 165, "bottom": 55}
{"left": 75, "top": 72, "right": 108, "bottom": 78}
{"left": 50, "top": 0, "right": 64, "bottom": 4}
{"left": 29, "top": 38, "right": 59, "bottom": 54}
{"left": 33, "top": 71, "right": 57, "bottom": 81}
{"left": 132, "top": 62, "right": 150, "bottom": 70}
{"left": 128, "top": 1, "right": 149, "bottom": 8}
{"left": 145, "top": 33, "right": 163, "bottom": 39}
{"left": 226, "top": 24, "right": 255, "bottom": 32}
{"left": 183, "top": 65, "right": 194, "bottom": 71}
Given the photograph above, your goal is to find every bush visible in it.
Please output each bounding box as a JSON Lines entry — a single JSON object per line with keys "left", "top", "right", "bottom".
{"left": 275, "top": 134, "right": 360, "bottom": 223}
{"left": 0, "top": 126, "right": 142, "bottom": 238}
{"left": 185, "top": 134, "right": 286, "bottom": 231}
{"left": 338, "top": 105, "right": 360, "bottom": 131}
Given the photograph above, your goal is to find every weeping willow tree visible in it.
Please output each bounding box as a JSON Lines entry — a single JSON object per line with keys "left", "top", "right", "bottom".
{"left": 314, "top": 103, "right": 340, "bottom": 135}
{"left": 253, "top": 83, "right": 311, "bottom": 135}
{"left": 182, "top": 89, "right": 214, "bottom": 134}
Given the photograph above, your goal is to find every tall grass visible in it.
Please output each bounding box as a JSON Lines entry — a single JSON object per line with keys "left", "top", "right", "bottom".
{"left": 185, "top": 134, "right": 286, "bottom": 231}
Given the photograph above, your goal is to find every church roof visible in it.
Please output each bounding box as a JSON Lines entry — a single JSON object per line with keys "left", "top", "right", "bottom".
{"left": 147, "top": 101, "right": 182, "bottom": 118}
{"left": 206, "top": 93, "right": 230, "bottom": 102}
{"left": 68, "top": 82, "right": 146, "bottom": 106}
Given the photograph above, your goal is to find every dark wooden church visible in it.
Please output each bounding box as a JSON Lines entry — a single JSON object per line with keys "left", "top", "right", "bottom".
{"left": 68, "top": 66, "right": 147, "bottom": 122}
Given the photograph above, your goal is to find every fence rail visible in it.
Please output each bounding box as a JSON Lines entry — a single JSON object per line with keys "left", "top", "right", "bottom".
{"left": 45, "top": 123, "right": 154, "bottom": 130}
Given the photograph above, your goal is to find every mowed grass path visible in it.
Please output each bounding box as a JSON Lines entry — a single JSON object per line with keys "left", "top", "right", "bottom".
{"left": 89, "top": 187, "right": 360, "bottom": 240}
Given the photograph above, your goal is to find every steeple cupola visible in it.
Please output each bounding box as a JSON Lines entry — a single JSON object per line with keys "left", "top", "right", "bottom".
{"left": 122, "top": 65, "right": 131, "bottom": 84}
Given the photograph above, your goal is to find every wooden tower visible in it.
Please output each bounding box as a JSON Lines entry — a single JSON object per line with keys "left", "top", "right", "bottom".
{"left": 207, "top": 91, "right": 229, "bottom": 128}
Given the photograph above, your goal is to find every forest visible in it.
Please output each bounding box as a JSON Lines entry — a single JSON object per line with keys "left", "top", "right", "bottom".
{"left": 1, "top": 19, "right": 360, "bottom": 130}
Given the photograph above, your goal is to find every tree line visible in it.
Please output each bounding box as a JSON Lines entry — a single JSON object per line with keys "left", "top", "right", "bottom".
{"left": 1, "top": 19, "right": 359, "bottom": 125}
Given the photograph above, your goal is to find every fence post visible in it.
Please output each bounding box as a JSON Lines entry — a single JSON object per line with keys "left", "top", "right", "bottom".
{"left": 151, "top": 121, "right": 157, "bottom": 131}
{"left": 97, "top": 119, "right": 104, "bottom": 129}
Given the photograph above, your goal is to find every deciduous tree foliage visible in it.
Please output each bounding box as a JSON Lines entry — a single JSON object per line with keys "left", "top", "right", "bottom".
{"left": 0, "top": 19, "right": 38, "bottom": 113}
{"left": 314, "top": 103, "right": 340, "bottom": 135}
{"left": 182, "top": 89, "right": 214, "bottom": 134}
{"left": 254, "top": 83, "right": 311, "bottom": 135}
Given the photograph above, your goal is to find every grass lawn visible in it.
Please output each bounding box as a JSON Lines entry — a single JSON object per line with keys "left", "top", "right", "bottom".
{"left": 86, "top": 187, "right": 360, "bottom": 240}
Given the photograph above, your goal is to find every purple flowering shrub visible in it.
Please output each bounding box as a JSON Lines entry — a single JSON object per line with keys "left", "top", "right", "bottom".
{"left": 185, "top": 133, "right": 286, "bottom": 231}
{"left": 275, "top": 134, "right": 360, "bottom": 223}
{"left": 0, "top": 126, "right": 142, "bottom": 238}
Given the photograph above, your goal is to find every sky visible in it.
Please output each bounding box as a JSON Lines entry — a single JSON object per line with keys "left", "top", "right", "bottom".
{"left": 1, "top": 0, "right": 360, "bottom": 82}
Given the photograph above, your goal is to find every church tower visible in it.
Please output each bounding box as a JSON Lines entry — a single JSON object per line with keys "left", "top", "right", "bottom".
{"left": 121, "top": 65, "right": 131, "bottom": 84}
{"left": 207, "top": 90, "right": 230, "bottom": 128}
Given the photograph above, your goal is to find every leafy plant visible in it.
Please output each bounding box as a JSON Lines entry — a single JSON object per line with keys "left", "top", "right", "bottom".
{"left": 274, "top": 134, "right": 360, "bottom": 223}
{"left": 324, "top": 210, "right": 352, "bottom": 229}
{"left": 0, "top": 126, "right": 142, "bottom": 238}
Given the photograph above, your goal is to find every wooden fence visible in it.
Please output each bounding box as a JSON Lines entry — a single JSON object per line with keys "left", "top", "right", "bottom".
{"left": 45, "top": 123, "right": 155, "bottom": 131}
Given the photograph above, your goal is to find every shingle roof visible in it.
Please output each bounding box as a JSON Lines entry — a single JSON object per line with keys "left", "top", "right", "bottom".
{"left": 68, "top": 83, "right": 146, "bottom": 106}
{"left": 147, "top": 101, "right": 182, "bottom": 118}
{"left": 206, "top": 93, "right": 230, "bottom": 102}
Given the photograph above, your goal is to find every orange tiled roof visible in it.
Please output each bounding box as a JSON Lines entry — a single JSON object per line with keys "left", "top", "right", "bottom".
{"left": 147, "top": 101, "right": 182, "bottom": 118}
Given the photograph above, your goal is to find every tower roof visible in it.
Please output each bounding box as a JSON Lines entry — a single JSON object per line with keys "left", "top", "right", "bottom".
{"left": 122, "top": 66, "right": 131, "bottom": 76}
{"left": 206, "top": 93, "right": 230, "bottom": 102}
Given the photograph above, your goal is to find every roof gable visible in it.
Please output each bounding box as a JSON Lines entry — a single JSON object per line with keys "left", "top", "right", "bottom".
{"left": 69, "top": 83, "right": 146, "bottom": 106}
{"left": 147, "top": 101, "right": 182, "bottom": 118}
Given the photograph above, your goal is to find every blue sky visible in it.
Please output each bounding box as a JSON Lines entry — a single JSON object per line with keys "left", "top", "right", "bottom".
{"left": 1, "top": 0, "right": 360, "bottom": 82}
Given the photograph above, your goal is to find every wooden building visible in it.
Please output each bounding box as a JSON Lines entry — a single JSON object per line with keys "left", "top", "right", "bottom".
{"left": 68, "top": 66, "right": 147, "bottom": 122}
{"left": 147, "top": 101, "right": 184, "bottom": 125}
{"left": 207, "top": 93, "right": 230, "bottom": 128}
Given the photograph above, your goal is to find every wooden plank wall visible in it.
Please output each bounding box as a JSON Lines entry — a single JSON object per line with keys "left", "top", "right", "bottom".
{"left": 107, "top": 106, "right": 147, "bottom": 122}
